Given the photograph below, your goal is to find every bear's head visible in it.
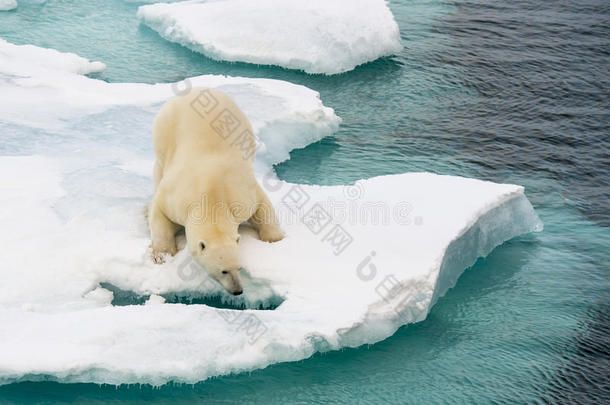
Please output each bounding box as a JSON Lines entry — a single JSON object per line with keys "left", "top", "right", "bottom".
{"left": 193, "top": 234, "right": 243, "bottom": 295}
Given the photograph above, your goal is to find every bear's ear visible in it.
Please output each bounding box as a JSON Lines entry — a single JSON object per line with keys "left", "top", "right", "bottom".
{"left": 198, "top": 240, "right": 206, "bottom": 252}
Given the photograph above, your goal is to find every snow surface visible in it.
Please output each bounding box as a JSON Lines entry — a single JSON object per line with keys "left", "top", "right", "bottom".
{"left": 0, "top": 0, "right": 17, "bottom": 11}
{"left": 0, "top": 41, "right": 541, "bottom": 385}
{"left": 0, "top": 38, "right": 105, "bottom": 75}
{"left": 137, "top": 0, "right": 402, "bottom": 74}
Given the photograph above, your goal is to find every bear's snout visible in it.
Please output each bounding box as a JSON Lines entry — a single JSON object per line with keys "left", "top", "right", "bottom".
{"left": 232, "top": 290, "right": 243, "bottom": 296}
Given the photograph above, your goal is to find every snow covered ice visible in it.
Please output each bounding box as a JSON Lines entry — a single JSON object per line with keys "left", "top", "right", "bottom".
{"left": 0, "top": 38, "right": 105, "bottom": 75}
{"left": 0, "top": 0, "right": 17, "bottom": 11}
{"left": 0, "top": 38, "right": 339, "bottom": 165}
{"left": 0, "top": 41, "right": 541, "bottom": 385}
{"left": 137, "top": 0, "right": 402, "bottom": 75}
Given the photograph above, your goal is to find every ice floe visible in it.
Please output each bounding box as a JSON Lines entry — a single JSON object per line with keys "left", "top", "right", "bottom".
{"left": 0, "top": 38, "right": 105, "bottom": 75}
{"left": 0, "top": 41, "right": 541, "bottom": 385}
{"left": 0, "top": 0, "right": 17, "bottom": 11}
{"left": 0, "top": 39, "right": 340, "bottom": 166}
{"left": 137, "top": 0, "right": 402, "bottom": 74}
{"left": 0, "top": 155, "right": 541, "bottom": 385}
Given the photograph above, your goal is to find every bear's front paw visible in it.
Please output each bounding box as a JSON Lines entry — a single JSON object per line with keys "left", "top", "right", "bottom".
{"left": 258, "top": 227, "right": 284, "bottom": 243}
{"left": 151, "top": 250, "right": 169, "bottom": 264}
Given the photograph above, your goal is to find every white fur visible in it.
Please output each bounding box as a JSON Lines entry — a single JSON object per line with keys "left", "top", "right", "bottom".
{"left": 149, "top": 88, "right": 284, "bottom": 294}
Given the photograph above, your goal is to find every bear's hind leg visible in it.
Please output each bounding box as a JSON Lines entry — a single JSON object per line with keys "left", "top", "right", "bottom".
{"left": 149, "top": 201, "right": 179, "bottom": 264}
{"left": 248, "top": 186, "right": 284, "bottom": 243}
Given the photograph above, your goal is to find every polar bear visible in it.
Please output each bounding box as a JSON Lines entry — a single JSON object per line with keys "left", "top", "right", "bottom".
{"left": 149, "top": 88, "right": 284, "bottom": 295}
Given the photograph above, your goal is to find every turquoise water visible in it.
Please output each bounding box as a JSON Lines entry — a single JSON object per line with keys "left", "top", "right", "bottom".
{"left": 1, "top": 0, "right": 609, "bottom": 403}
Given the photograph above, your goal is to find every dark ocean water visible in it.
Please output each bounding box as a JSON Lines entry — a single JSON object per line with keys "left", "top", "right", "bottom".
{"left": 440, "top": 0, "right": 609, "bottom": 227}
{"left": 0, "top": 0, "right": 608, "bottom": 403}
